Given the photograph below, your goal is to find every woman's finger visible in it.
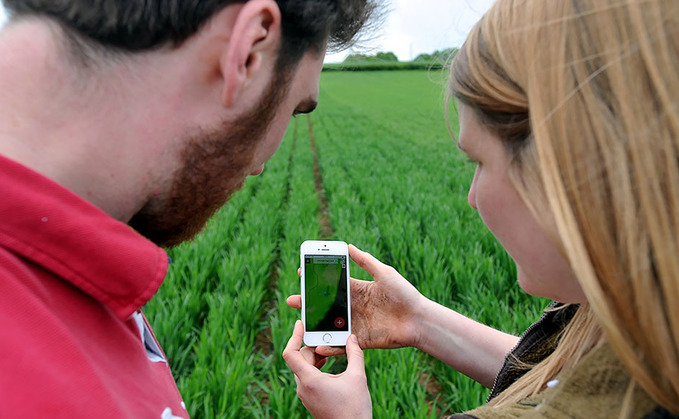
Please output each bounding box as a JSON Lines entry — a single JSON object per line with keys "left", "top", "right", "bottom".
{"left": 315, "top": 345, "right": 347, "bottom": 357}
{"left": 300, "top": 346, "right": 319, "bottom": 365}
{"left": 286, "top": 295, "right": 301, "bottom": 309}
{"left": 348, "top": 244, "right": 393, "bottom": 279}
{"left": 299, "top": 344, "right": 328, "bottom": 369}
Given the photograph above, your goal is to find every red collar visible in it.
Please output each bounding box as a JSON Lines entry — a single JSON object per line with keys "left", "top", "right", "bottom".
{"left": 0, "top": 154, "right": 168, "bottom": 320}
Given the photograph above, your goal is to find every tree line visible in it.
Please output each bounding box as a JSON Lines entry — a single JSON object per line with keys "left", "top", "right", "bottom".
{"left": 343, "top": 48, "right": 459, "bottom": 64}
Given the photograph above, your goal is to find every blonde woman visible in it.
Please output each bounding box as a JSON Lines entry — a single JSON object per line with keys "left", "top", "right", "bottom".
{"left": 283, "top": 0, "right": 679, "bottom": 417}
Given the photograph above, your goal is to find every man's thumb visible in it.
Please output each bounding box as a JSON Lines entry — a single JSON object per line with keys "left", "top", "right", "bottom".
{"left": 346, "top": 335, "right": 365, "bottom": 372}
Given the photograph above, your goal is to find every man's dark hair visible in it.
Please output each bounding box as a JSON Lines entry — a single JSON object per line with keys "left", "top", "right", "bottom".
{"left": 1, "top": 0, "right": 376, "bottom": 71}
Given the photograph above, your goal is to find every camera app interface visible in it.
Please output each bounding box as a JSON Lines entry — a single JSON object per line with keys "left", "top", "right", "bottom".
{"left": 304, "top": 254, "right": 348, "bottom": 332}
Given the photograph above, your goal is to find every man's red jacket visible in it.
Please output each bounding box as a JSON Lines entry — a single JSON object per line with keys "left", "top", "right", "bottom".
{"left": 0, "top": 154, "right": 188, "bottom": 418}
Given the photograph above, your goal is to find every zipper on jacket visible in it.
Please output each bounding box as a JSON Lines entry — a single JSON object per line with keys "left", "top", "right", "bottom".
{"left": 485, "top": 303, "right": 557, "bottom": 403}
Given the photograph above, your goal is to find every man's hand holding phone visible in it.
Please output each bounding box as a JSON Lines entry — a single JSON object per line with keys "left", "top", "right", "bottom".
{"left": 283, "top": 321, "right": 372, "bottom": 419}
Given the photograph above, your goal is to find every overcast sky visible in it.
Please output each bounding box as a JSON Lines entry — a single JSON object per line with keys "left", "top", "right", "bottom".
{"left": 327, "top": 0, "right": 496, "bottom": 62}
{"left": 0, "top": 1, "right": 496, "bottom": 62}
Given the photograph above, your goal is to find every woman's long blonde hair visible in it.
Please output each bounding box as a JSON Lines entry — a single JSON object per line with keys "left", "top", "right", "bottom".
{"left": 449, "top": 0, "right": 679, "bottom": 413}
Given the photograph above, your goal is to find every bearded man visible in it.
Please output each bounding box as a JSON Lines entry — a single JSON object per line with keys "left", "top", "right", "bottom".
{"left": 0, "top": 0, "right": 375, "bottom": 416}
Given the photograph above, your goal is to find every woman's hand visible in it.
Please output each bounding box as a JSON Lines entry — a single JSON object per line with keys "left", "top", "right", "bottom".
{"left": 288, "top": 244, "right": 426, "bottom": 357}
{"left": 283, "top": 320, "right": 372, "bottom": 419}
{"left": 289, "top": 244, "right": 519, "bottom": 387}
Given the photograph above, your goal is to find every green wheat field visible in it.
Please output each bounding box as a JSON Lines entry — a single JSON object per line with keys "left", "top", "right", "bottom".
{"left": 144, "top": 69, "right": 548, "bottom": 418}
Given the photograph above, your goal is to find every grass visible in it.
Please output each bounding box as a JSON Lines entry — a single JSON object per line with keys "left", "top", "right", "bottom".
{"left": 144, "top": 69, "right": 548, "bottom": 418}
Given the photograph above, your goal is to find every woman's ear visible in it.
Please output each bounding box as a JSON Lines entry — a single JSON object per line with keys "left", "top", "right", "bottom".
{"left": 220, "top": 0, "right": 282, "bottom": 108}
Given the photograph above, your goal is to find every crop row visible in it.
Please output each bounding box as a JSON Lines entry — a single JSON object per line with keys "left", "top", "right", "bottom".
{"left": 308, "top": 70, "right": 547, "bottom": 414}
{"left": 144, "top": 70, "right": 549, "bottom": 417}
{"left": 145, "top": 127, "right": 295, "bottom": 417}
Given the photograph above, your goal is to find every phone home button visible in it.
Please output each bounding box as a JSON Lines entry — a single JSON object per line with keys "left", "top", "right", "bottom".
{"left": 322, "top": 333, "right": 332, "bottom": 344}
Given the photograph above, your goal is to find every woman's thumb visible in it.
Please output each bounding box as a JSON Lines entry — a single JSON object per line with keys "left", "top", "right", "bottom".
{"left": 349, "top": 244, "right": 388, "bottom": 279}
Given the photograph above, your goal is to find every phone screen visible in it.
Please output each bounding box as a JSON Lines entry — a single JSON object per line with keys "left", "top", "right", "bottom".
{"left": 303, "top": 254, "right": 349, "bottom": 332}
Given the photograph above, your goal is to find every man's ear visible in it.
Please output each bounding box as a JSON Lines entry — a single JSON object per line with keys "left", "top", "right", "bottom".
{"left": 220, "top": 0, "right": 282, "bottom": 108}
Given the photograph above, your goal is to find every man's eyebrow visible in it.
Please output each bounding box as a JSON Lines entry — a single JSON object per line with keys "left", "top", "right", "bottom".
{"left": 294, "top": 99, "right": 318, "bottom": 115}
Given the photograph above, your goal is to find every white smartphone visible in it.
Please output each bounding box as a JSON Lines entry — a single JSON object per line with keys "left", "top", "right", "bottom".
{"left": 300, "top": 240, "right": 351, "bottom": 346}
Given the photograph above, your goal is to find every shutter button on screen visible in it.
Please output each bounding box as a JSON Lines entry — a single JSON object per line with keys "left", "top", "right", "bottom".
{"left": 323, "top": 333, "right": 332, "bottom": 343}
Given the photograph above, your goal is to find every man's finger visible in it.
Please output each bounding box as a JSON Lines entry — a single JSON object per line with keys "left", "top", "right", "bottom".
{"left": 283, "top": 320, "right": 304, "bottom": 352}
{"left": 283, "top": 321, "right": 318, "bottom": 379}
{"left": 345, "top": 334, "right": 366, "bottom": 373}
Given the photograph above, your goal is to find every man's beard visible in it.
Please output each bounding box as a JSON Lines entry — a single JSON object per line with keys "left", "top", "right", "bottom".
{"left": 129, "top": 69, "right": 291, "bottom": 248}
